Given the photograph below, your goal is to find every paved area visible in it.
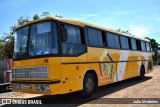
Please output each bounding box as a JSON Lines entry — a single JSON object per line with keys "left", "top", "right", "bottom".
{"left": 0, "top": 66, "right": 160, "bottom": 107}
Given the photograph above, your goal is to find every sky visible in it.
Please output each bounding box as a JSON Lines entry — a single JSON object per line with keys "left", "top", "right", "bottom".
{"left": 0, "top": 0, "right": 160, "bottom": 43}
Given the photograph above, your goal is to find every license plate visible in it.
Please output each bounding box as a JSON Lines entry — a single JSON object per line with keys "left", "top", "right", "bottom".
{"left": 24, "top": 85, "right": 31, "bottom": 90}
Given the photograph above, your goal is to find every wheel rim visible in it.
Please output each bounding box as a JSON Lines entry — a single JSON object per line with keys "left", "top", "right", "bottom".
{"left": 6, "top": 87, "right": 9, "bottom": 91}
{"left": 86, "top": 78, "right": 94, "bottom": 92}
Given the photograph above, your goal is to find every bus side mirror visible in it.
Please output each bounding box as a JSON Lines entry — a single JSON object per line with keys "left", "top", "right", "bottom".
{"left": 61, "top": 27, "right": 67, "bottom": 42}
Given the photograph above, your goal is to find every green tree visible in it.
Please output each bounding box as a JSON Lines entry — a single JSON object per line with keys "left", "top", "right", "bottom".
{"left": 33, "top": 14, "right": 40, "bottom": 20}
{"left": 0, "top": 43, "right": 5, "bottom": 59}
{"left": 0, "top": 11, "right": 51, "bottom": 59}
{"left": 17, "top": 16, "right": 30, "bottom": 26}
{"left": 145, "top": 37, "right": 160, "bottom": 63}
{"left": 41, "top": 12, "right": 50, "bottom": 18}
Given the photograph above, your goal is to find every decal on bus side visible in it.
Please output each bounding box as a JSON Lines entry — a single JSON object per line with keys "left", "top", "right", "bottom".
{"left": 114, "top": 50, "right": 129, "bottom": 82}
{"left": 98, "top": 50, "right": 114, "bottom": 82}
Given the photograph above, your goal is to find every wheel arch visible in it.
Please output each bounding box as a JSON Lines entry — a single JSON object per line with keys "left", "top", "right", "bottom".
{"left": 82, "top": 69, "right": 98, "bottom": 90}
{"left": 141, "top": 64, "right": 145, "bottom": 73}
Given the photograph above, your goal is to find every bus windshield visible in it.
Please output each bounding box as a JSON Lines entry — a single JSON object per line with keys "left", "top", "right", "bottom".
{"left": 14, "top": 21, "right": 58, "bottom": 59}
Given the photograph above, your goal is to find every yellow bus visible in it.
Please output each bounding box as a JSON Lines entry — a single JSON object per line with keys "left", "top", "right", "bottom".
{"left": 11, "top": 17, "right": 153, "bottom": 97}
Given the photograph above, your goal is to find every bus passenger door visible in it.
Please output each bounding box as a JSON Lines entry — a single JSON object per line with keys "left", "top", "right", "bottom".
{"left": 60, "top": 24, "right": 88, "bottom": 92}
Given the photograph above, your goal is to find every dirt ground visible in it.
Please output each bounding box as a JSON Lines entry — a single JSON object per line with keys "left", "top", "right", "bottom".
{"left": 0, "top": 66, "right": 160, "bottom": 107}
{"left": 80, "top": 66, "right": 160, "bottom": 107}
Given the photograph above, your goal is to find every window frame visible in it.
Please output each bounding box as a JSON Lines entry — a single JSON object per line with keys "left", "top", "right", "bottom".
{"left": 120, "top": 36, "right": 128, "bottom": 49}
{"left": 59, "top": 22, "right": 152, "bottom": 53}
{"left": 87, "top": 26, "right": 104, "bottom": 48}
{"left": 106, "top": 32, "right": 115, "bottom": 48}
{"left": 145, "top": 42, "right": 150, "bottom": 52}
{"left": 130, "top": 38, "right": 137, "bottom": 50}
{"left": 13, "top": 20, "right": 60, "bottom": 61}
{"left": 63, "top": 24, "right": 82, "bottom": 45}
{"left": 113, "top": 34, "right": 121, "bottom": 49}
{"left": 59, "top": 22, "right": 87, "bottom": 57}
{"left": 141, "top": 41, "right": 147, "bottom": 52}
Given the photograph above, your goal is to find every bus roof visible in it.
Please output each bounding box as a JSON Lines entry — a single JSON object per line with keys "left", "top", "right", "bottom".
{"left": 16, "top": 17, "right": 150, "bottom": 42}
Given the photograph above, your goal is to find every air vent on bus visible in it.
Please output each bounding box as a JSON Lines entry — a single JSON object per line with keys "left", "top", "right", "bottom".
{"left": 12, "top": 66, "right": 48, "bottom": 78}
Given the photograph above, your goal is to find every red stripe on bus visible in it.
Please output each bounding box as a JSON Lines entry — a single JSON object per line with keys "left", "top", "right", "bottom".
{"left": 98, "top": 60, "right": 103, "bottom": 76}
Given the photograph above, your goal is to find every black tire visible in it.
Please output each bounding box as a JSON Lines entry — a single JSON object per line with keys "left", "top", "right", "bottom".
{"left": 6, "top": 86, "right": 9, "bottom": 91}
{"left": 80, "top": 73, "right": 96, "bottom": 97}
{"left": 139, "top": 66, "right": 145, "bottom": 80}
{"left": 0, "top": 87, "right": 6, "bottom": 93}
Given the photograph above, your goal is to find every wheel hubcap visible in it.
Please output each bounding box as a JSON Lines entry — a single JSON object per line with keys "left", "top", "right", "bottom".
{"left": 86, "top": 78, "right": 94, "bottom": 92}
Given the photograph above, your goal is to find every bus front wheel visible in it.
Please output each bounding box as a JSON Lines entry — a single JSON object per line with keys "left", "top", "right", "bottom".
{"left": 80, "top": 73, "right": 96, "bottom": 97}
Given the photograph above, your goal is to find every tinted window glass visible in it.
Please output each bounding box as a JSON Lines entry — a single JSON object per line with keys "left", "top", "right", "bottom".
{"left": 136, "top": 40, "right": 141, "bottom": 50}
{"left": 150, "top": 43, "right": 152, "bottom": 51}
{"left": 102, "top": 32, "right": 107, "bottom": 47}
{"left": 114, "top": 35, "right": 120, "bottom": 48}
{"left": 131, "top": 38, "right": 137, "bottom": 50}
{"left": 76, "top": 29, "right": 81, "bottom": 44}
{"left": 88, "top": 28, "right": 103, "bottom": 47}
{"left": 65, "top": 25, "right": 81, "bottom": 44}
{"left": 128, "top": 38, "right": 132, "bottom": 49}
{"left": 126, "top": 37, "right": 129, "bottom": 49}
{"left": 62, "top": 43, "right": 86, "bottom": 56}
{"left": 61, "top": 25, "right": 86, "bottom": 56}
{"left": 88, "top": 28, "right": 99, "bottom": 46}
{"left": 14, "top": 26, "right": 29, "bottom": 59}
{"left": 120, "top": 36, "right": 127, "bottom": 49}
{"left": 107, "top": 33, "right": 114, "bottom": 48}
{"left": 29, "top": 22, "right": 58, "bottom": 56}
{"left": 146, "top": 42, "right": 150, "bottom": 51}
{"left": 141, "top": 41, "right": 146, "bottom": 51}
{"left": 97, "top": 31, "right": 103, "bottom": 46}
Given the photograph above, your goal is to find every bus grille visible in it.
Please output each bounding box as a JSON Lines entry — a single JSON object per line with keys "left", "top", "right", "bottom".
{"left": 12, "top": 66, "right": 48, "bottom": 78}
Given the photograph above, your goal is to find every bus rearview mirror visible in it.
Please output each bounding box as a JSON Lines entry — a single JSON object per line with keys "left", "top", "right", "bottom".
{"left": 61, "top": 28, "right": 67, "bottom": 42}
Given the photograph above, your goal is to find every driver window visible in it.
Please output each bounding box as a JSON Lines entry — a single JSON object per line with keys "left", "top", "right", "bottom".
{"left": 65, "top": 25, "right": 82, "bottom": 44}
{"left": 62, "top": 24, "right": 86, "bottom": 56}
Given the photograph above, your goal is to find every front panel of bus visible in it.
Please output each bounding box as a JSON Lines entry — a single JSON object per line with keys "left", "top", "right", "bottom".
{"left": 11, "top": 20, "right": 64, "bottom": 94}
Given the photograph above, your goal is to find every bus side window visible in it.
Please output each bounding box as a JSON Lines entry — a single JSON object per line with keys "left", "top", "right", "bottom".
{"left": 97, "top": 31, "right": 103, "bottom": 47}
{"left": 141, "top": 41, "right": 146, "bottom": 51}
{"left": 88, "top": 27, "right": 98, "bottom": 46}
{"left": 80, "top": 28, "right": 85, "bottom": 45}
{"left": 136, "top": 40, "right": 141, "bottom": 51}
{"left": 65, "top": 25, "right": 81, "bottom": 44}
{"left": 61, "top": 24, "right": 86, "bottom": 56}
{"left": 126, "top": 37, "right": 129, "bottom": 49}
{"left": 114, "top": 34, "right": 120, "bottom": 49}
{"left": 60, "top": 24, "right": 67, "bottom": 42}
{"left": 106, "top": 32, "right": 114, "bottom": 48}
{"left": 87, "top": 27, "right": 103, "bottom": 47}
{"left": 131, "top": 38, "right": 137, "bottom": 50}
{"left": 146, "top": 42, "right": 150, "bottom": 52}
{"left": 120, "top": 36, "right": 129, "bottom": 49}
{"left": 128, "top": 38, "right": 132, "bottom": 50}
{"left": 102, "top": 31, "right": 107, "bottom": 47}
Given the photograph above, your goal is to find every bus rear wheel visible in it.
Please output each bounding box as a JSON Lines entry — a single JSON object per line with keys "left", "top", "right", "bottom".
{"left": 80, "top": 73, "right": 96, "bottom": 97}
{"left": 0, "top": 87, "right": 6, "bottom": 93}
{"left": 139, "top": 66, "right": 145, "bottom": 80}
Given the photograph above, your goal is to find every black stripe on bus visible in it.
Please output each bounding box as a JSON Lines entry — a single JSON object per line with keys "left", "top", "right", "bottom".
{"left": 11, "top": 80, "right": 61, "bottom": 84}
{"left": 61, "top": 60, "right": 152, "bottom": 64}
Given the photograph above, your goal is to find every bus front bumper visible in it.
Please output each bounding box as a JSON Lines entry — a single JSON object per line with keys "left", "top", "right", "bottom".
{"left": 11, "top": 80, "right": 62, "bottom": 95}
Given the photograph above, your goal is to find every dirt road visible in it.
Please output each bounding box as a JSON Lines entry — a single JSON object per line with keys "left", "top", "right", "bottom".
{"left": 0, "top": 66, "right": 160, "bottom": 107}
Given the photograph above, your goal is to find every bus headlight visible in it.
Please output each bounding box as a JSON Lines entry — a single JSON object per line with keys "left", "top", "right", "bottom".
{"left": 35, "top": 85, "right": 50, "bottom": 92}
{"left": 12, "top": 84, "right": 22, "bottom": 90}
{"left": 44, "top": 85, "right": 50, "bottom": 92}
